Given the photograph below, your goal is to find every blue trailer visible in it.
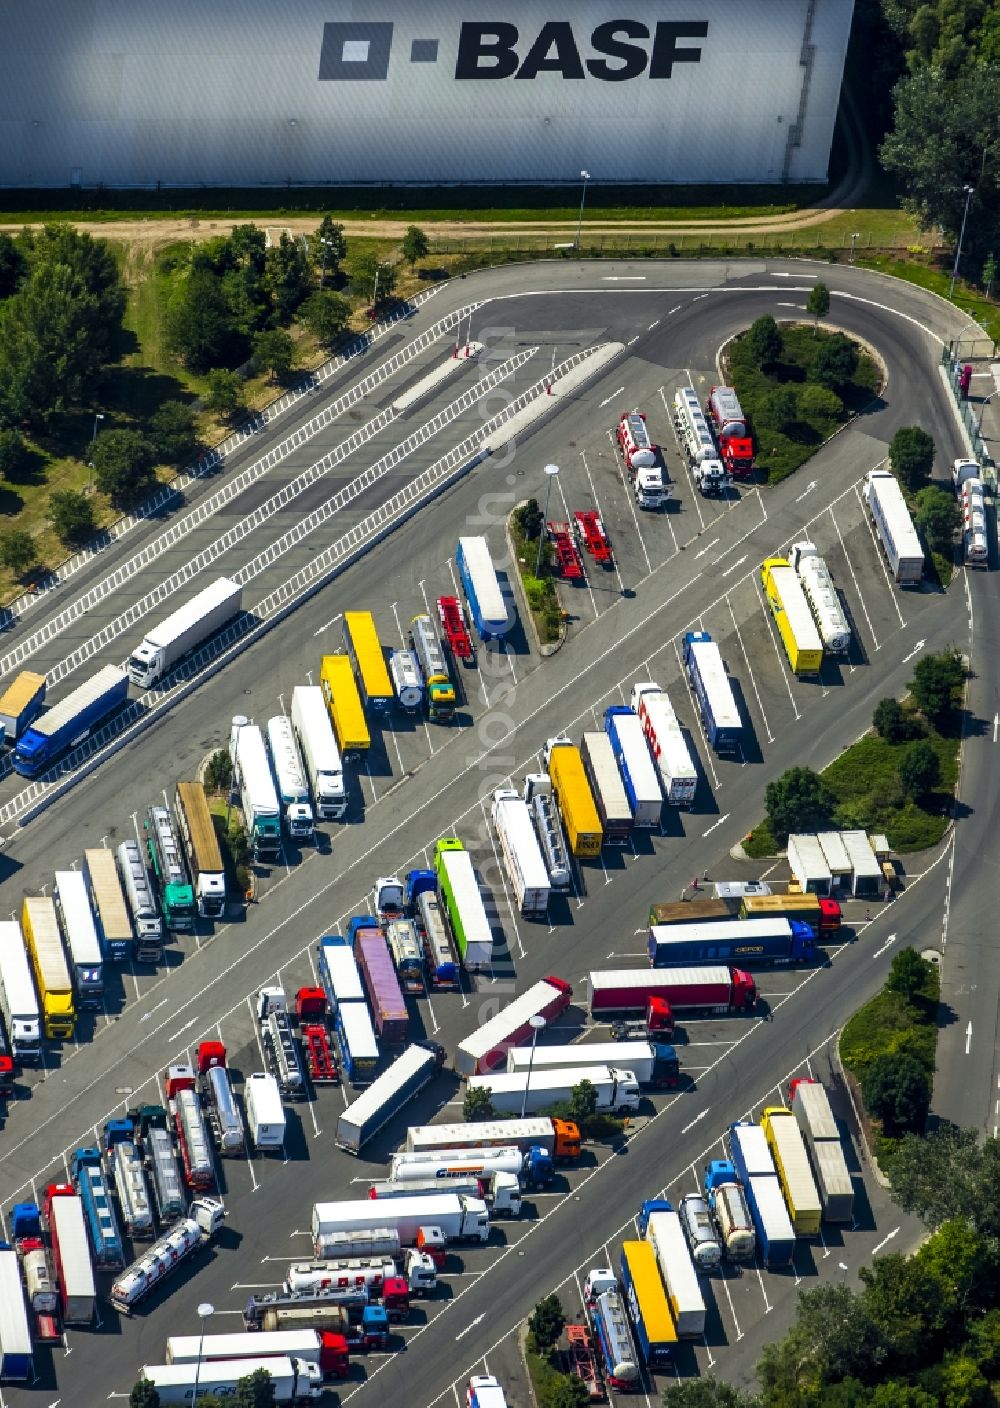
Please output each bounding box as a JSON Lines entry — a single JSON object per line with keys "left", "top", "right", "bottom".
{"left": 727, "top": 1122, "right": 795, "bottom": 1267}
{"left": 14, "top": 665, "right": 129, "bottom": 778}
{"left": 0, "top": 1247, "right": 33, "bottom": 1383}
{"left": 457, "top": 536, "right": 512, "bottom": 641}
{"left": 316, "top": 935, "right": 366, "bottom": 1013}
{"left": 648, "top": 917, "right": 815, "bottom": 968}
{"left": 683, "top": 632, "right": 742, "bottom": 755}
{"left": 71, "top": 1146, "right": 124, "bottom": 1269}
{"left": 603, "top": 707, "right": 662, "bottom": 828}
{"left": 334, "top": 1000, "right": 380, "bottom": 1087}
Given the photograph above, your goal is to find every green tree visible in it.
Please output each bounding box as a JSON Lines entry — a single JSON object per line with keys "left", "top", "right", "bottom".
{"left": 205, "top": 749, "right": 233, "bottom": 794}
{"left": 965, "top": 1307, "right": 1000, "bottom": 1374}
{"left": 129, "top": 1380, "right": 161, "bottom": 1408}
{"left": 765, "top": 766, "right": 835, "bottom": 840}
{"left": 747, "top": 314, "right": 782, "bottom": 367}
{"left": 807, "top": 281, "right": 831, "bottom": 327}
{"left": 982, "top": 253, "right": 997, "bottom": 298}
{"left": 936, "top": 1356, "right": 990, "bottom": 1408}
{"left": 50, "top": 489, "right": 96, "bottom": 549}
{"left": 798, "top": 383, "right": 843, "bottom": 422}
{"left": 227, "top": 223, "right": 268, "bottom": 272}
{"left": 910, "top": 649, "right": 964, "bottom": 725}
{"left": 401, "top": 225, "right": 430, "bottom": 269}
{"left": 915, "top": 484, "right": 960, "bottom": 554}
{"left": 885, "top": 1125, "right": 991, "bottom": 1233}
{"left": 516, "top": 498, "right": 544, "bottom": 541}
{"left": 0, "top": 529, "right": 37, "bottom": 576}
{"left": 299, "top": 290, "right": 352, "bottom": 345}
{"left": 92, "top": 429, "right": 157, "bottom": 507}
{"left": 0, "top": 232, "right": 27, "bottom": 299}
{"left": 148, "top": 401, "right": 199, "bottom": 466}
{"left": 264, "top": 233, "right": 311, "bottom": 323}
{"left": 886, "top": 947, "right": 933, "bottom": 1004}
{"left": 528, "top": 1293, "right": 566, "bottom": 1351}
{"left": 313, "top": 218, "right": 348, "bottom": 278}
{"left": 542, "top": 1378, "right": 590, "bottom": 1408}
{"left": 890, "top": 426, "right": 936, "bottom": 490}
{"left": 251, "top": 329, "right": 294, "bottom": 382}
{"left": 233, "top": 1368, "right": 277, "bottom": 1408}
{"left": 760, "top": 386, "right": 798, "bottom": 432}
{"left": 757, "top": 1283, "right": 888, "bottom": 1393}
{"left": 0, "top": 428, "right": 27, "bottom": 478}
{"left": 348, "top": 250, "right": 397, "bottom": 304}
{"left": 873, "top": 697, "right": 911, "bottom": 743}
{"left": 661, "top": 1381, "right": 761, "bottom": 1408}
{"left": 863, "top": 1052, "right": 931, "bottom": 1135}
{"left": 165, "top": 266, "right": 242, "bottom": 373}
{"left": 463, "top": 1086, "right": 495, "bottom": 1122}
{"left": 204, "top": 368, "right": 247, "bottom": 419}
{"left": 810, "top": 334, "right": 859, "bottom": 391}
{"left": 569, "top": 1080, "right": 599, "bottom": 1125}
{"left": 899, "top": 738, "right": 941, "bottom": 798}
{"left": 870, "top": 1385, "right": 937, "bottom": 1408}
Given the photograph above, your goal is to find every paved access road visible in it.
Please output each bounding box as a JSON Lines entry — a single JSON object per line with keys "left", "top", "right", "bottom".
{"left": 0, "top": 258, "right": 979, "bottom": 1405}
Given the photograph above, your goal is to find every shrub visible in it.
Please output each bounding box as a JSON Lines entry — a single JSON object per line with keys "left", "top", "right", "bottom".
{"left": 50, "top": 489, "right": 96, "bottom": 548}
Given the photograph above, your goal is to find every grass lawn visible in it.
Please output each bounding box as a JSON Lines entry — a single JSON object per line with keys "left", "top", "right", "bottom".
{"left": 857, "top": 254, "right": 1000, "bottom": 342}
{"left": 509, "top": 511, "right": 562, "bottom": 645}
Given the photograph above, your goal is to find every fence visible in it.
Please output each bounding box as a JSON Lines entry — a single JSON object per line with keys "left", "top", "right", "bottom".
{"left": 941, "top": 345, "right": 999, "bottom": 469}
{"left": 430, "top": 230, "right": 940, "bottom": 258}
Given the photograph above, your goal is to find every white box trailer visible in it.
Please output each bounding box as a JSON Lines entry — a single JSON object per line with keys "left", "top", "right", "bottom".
{"left": 507, "top": 1041, "right": 664, "bottom": 1087}
{"left": 53, "top": 869, "right": 104, "bottom": 1009}
{"left": 0, "top": 1248, "right": 33, "bottom": 1382}
{"left": 245, "top": 1071, "right": 286, "bottom": 1151}
{"left": 311, "top": 1194, "right": 490, "bottom": 1252}
{"left": 49, "top": 1194, "right": 96, "bottom": 1325}
{"left": 128, "top": 577, "right": 244, "bottom": 687}
{"left": 492, "top": 789, "right": 550, "bottom": 917}
{"left": 603, "top": 708, "right": 662, "bottom": 828}
{"left": 0, "top": 919, "right": 41, "bottom": 1063}
{"left": 165, "top": 1329, "right": 326, "bottom": 1368}
{"left": 454, "top": 976, "right": 572, "bottom": 1078}
{"left": 231, "top": 719, "right": 282, "bottom": 859}
{"left": 631, "top": 684, "right": 697, "bottom": 807}
{"left": 467, "top": 1065, "right": 640, "bottom": 1116}
{"left": 141, "top": 1357, "right": 321, "bottom": 1405}
{"left": 580, "top": 731, "right": 632, "bottom": 844}
{"left": 863, "top": 470, "right": 924, "bottom": 585}
{"left": 290, "top": 686, "right": 346, "bottom": 821}
{"left": 267, "top": 715, "right": 314, "bottom": 840}
{"left": 642, "top": 1208, "right": 705, "bottom": 1337}
{"left": 789, "top": 543, "right": 851, "bottom": 654}
{"left": 335, "top": 1043, "right": 444, "bottom": 1154}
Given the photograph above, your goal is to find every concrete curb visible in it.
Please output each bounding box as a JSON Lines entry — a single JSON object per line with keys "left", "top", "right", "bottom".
{"left": 834, "top": 1037, "right": 891, "bottom": 1190}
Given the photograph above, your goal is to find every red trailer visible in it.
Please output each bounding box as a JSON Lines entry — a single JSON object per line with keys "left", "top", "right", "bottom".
{"left": 437, "top": 596, "right": 475, "bottom": 665}
{"left": 566, "top": 1324, "right": 605, "bottom": 1401}
{"left": 546, "top": 522, "right": 584, "bottom": 580}
{"left": 573, "top": 511, "right": 613, "bottom": 568}
{"left": 295, "top": 987, "right": 340, "bottom": 1083}
{"left": 588, "top": 966, "right": 757, "bottom": 1036}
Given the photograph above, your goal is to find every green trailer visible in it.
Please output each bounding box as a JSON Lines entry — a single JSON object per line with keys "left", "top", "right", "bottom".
{"left": 433, "top": 839, "right": 493, "bottom": 972}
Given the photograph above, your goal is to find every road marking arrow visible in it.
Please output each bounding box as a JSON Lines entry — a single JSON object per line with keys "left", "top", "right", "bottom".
{"left": 794, "top": 480, "right": 817, "bottom": 503}
{"left": 695, "top": 538, "right": 721, "bottom": 559}
{"left": 702, "top": 815, "right": 730, "bottom": 837}
{"left": 994, "top": 712, "right": 998, "bottom": 743}
{"left": 139, "top": 998, "right": 168, "bottom": 1023}
{"left": 166, "top": 1018, "right": 196, "bottom": 1043}
{"left": 902, "top": 639, "right": 926, "bottom": 664}
{"left": 455, "top": 1314, "right": 486, "bottom": 1341}
{"left": 599, "top": 386, "right": 625, "bottom": 408}
{"left": 871, "top": 1227, "right": 900, "bottom": 1256}
{"left": 720, "top": 555, "right": 748, "bottom": 579}
{"left": 872, "top": 933, "right": 897, "bottom": 958}
{"left": 682, "top": 1109, "right": 710, "bottom": 1135}
{"left": 966, "top": 1021, "right": 973, "bottom": 1054}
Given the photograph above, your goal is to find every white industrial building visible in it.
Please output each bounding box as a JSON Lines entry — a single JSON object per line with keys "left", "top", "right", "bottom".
{"left": 0, "top": 0, "right": 856, "bottom": 188}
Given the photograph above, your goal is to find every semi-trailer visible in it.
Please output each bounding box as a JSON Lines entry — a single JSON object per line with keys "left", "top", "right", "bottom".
{"left": 173, "top": 782, "right": 226, "bottom": 919}
{"left": 165, "top": 1065, "right": 215, "bottom": 1190}
{"left": 336, "top": 1042, "right": 445, "bottom": 1154}
{"left": 703, "top": 1161, "right": 756, "bottom": 1260}
{"left": 0, "top": 919, "right": 41, "bottom": 1063}
{"left": 102, "top": 1121, "right": 155, "bottom": 1240}
{"left": 13, "top": 664, "right": 128, "bottom": 777}
{"left": 960, "top": 476, "right": 990, "bottom": 567}
{"left": 761, "top": 558, "right": 825, "bottom": 675}
{"left": 243, "top": 1295, "right": 390, "bottom": 1347}
{"left": 468, "top": 1065, "right": 640, "bottom": 1116}
{"left": 455, "top": 975, "right": 573, "bottom": 1077}
{"left": 165, "top": 1328, "right": 349, "bottom": 1380}
{"left": 128, "top": 577, "right": 243, "bottom": 687}
{"left": 588, "top": 967, "right": 758, "bottom": 1030}
{"left": 617, "top": 410, "right": 669, "bottom": 509}
{"left": 507, "top": 1039, "right": 679, "bottom": 1089}
{"left": 388, "top": 648, "right": 424, "bottom": 712}
{"left": 45, "top": 1186, "right": 96, "bottom": 1326}
{"left": 286, "top": 1251, "right": 435, "bottom": 1297}
{"left": 316, "top": 934, "right": 366, "bottom": 1011}
{"left": 386, "top": 919, "right": 424, "bottom": 994}
{"left": 83, "top": 847, "right": 134, "bottom": 961}
{"left": 727, "top": 1122, "right": 796, "bottom": 1266}
{"left": 109, "top": 1199, "right": 225, "bottom": 1317}
{"left": 291, "top": 685, "right": 347, "bottom": 821}
{"left": 0, "top": 670, "right": 45, "bottom": 746}
{"left": 457, "top": 536, "right": 512, "bottom": 640}
{"left": 579, "top": 730, "right": 633, "bottom": 844}
{"left": 789, "top": 1079, "right": 854, "bottom": 1222}
{"left": 141, "top": 1356, "right": 322, "bottom": 1404}
{"left": 245, "top": 1072, "right": 287, "bottom": 1152}
{"left": 492, "top": 788, "right": 551, "bottom": 917}
{"left": 705, "top": 385, "right": 755, "bottom": 479}
{"left": 198, "top": 1042, "right": 247, "bottom": 1157}
{"left": 145, "top": 803, "right": 196, "bottom": 933}
{"left": 334, "top": 1001, "right": 380, "bottom": 1087}
{"left": 863, "top": 469, "right": 925, "bottom": 585}
{"left": 647, "top": 916, "right": 816, "bottom": 967}
{"left": 116, "top": 838, "right": 164, "bottom": 963}
{"left": 604, "top": 707, "right": 663, "bottom": 827}
{"left": 320, "top": 655, "right": 370, "bottom": 759}
{"left": 407, "top": 873, "right": 459, "bottom": 989}
{"left": 267, "top": 715, "right": 315, "bottom": 840}
{"left": 311, "top": 1194, "right": 490, "bottom": 1254}
{"left": 22, "top": 895, "right": 75, "bottom": 1039}
{"left": 631, "top": 683, "right": 697, "bottom": 807}
{"left": 618, "top": 1241, "right": 677, "bottom": 1368}
{"left": 53, "top": 869, "right": 104, "bottom": 1009}
{"left": 409, "top": 614, "right": 457, "bottom": 721}
{"left": 343, "top": 611, "right": 394, "bottom": 712}
{"left": 682, "top": 632, "right": 742, "bottom": 755}
{"left": 405, "top": 1116, "right": 581, "bottom": 1163}
{"left": 0, "top": 1247, "right": 33, "bottom": 1382}
{"left": 351, "top": 920, "right": 408, "bottom": 1046}
{"left": 129, "top": 1105, "right": 186, "bottom": 1223}
{"left": 71, "top": 1147, "right": 124, "bottom": 1268}
{"left": 637, "top": 1202, "right": 705, "bottom": 1338}
{"left": 390, "top": 1145, "right": 552, "bottom": 1188}
{"left": 258, "top": 988, "right": 307, "bottom": 1099}
{"left": 230, "top": 717, "right": 282, "bottom": 859}
{"left": 523, "top": 774, "right": 573, "bottom": 889}
{"left": 544, "top": 735, "right": 603, "bottom": 857}
{"left": 435, "top": 838, "right": 494, "bottom": 971}
{"left": 584, "top": 1268, "right": 641, "bottom": 1390}
{"left": 788, "top": 542, "right": 852, "bottom": 653}
{"left": 761, "top": 1107, "right": 823, "bottom": 1235}
{"left": 740, "top": 892, "right": 842, "bottom": 936}
{"left": 369, "top": 1172, "right": 521, "bottom": 1217}
{"left": 649, "top": 898, "right": 740, "bottom": 927}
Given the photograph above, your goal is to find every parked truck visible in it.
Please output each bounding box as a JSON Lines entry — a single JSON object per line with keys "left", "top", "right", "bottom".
{"left": 369, "top": 1172, "right": 521, "bottom": 1218}
{"left": 258, "top": 987, "right": 307, "bottom": 1099}
{"left": 405, "top": 1116, "right": 581, "bottom": 1164}
{"left": 245, "top": 1071, "right": 287, "bottom": 1152}
{"left": 243, "top": 1295, "right": 389, "bottom": 1348}
{"left": 604, "top": 707, "right": 662, "bottom": 827}
{"left": 129, "top": 1105, "right": 186, "bottom": 1223}
{"left": 789, "top": 1079, "right": 854, "bottom": 1222}
{"left": 45, "top": 1186, "right": 96, "bottom": 1326}
{"left": 580, "top": 730, "right": 633, "bottom": 844}
{"left": 230, "top": 717, "right": 282, "bottom": 859}
{"left": 102, "top": 1120, "right": 155, "bottom": 1240}
{"left": 110, "top": 1198, "right": 225, "bottom": 1314}
{"left": 83, "top": 847, "right": 133, "bottom": 961}
{"left": 71, "top": 1146, "right": 124, "bottom": 1268}
{"left": 22, "top": 895, "right": 75, "bottom": 1040}
{"left": 523, "top": 774, "right": 573, "bottom": 889}
{"left": 0, "top": 919, "right": 41, "bottom": 1063}
{"left": 703, "top": 1160, "right": 756, "bottom": 1260}
{"left": 761, "top": 557, "right": 825, "bottom": 675}
{"left": 617, "top": 410, "right": 669, "bottom": 509}
{"left": 336, "top": 1042, "right": 445, "bottom": 1154}
{"left": 343, "top": 610, "right": 394, "bottom": 712}
{"left": 960, "top": 474, "right": 990, "bottom": 568}
{"left": 492, "top": 788, "right": 551, "bottom": 916}
{"left": 295, "top": 987, "right": 339, "bottom": 1085}
{"left": 388, "top": 648, "right": 424, "bottom": 712}
{"left": 0, "top": 1246, "right": 33, "bottom": 1382}
{"left": 128, "top": 577, "right": 243, "bottom": 687}
{"left": 507, "top": 1039, "right": 679, "bottom": 1090}
{"left": 727, "top": 1122, "right": 796, "bottom": 1266}
{"left": 649, "top": 897, "right": 739, "bottom": 927}
{"left": 141, "top": 1356, "right": 322, "bottom": 1404}
{"left": 468, "top": 1375, "right": 510, "bottom": 1408}
{"left": 11, "top": 1202, "right": 59, "bottom": 1330}
{"left": 164, "top": 1328, "right": 349, "bottom": 1380}
{"left": 761, "top": 1107, "right": 822, "bottom": 1235}
{"left": 674, "top": 386, "right": 730, "bottom": 495}
{"left": 320, "top": 654, "right": 370, "bottom": 759}
{"left": 198, "top": 1041, "right": 247, "bottom": 1157}
{"left": 173, "top": 781, "right": 226, "bottom": 919}
{"left": 349, "top": 920, "right": 408, "bottom": 1045}
{"left": 291, "top": 685, "right": 347, "bottom": 821}
{"left": 385, "top": 919, "right": 424, "bottom": 995}
{"left": 588, "top": 967, "right": 758, "bottom": 1034}
{"left": 116, "top": 838, "right": 164, "bottom": 963}
{"left": 455, "top": 975, "right": 573, "bottom": 1077}
{"left": 409, "top": 614, "right": 457, "bottom": 721}
{"left": 286, "top": 1251, "right": 435, "bottom": 1297}
{"left": 619, "top": 1241, "right": 677, "bottom": 1368}
{"left": 53, "top": 868, "right": 104, "bottom": 1009}
{"left": 863, "top": 469, "right": 924, "bottom": 585}
{"left": 468, "top": 1064, "right": 640, "bottom": 1116}
{"left": 312, "top": 1194, "right": 490, "bottom": 1254}
{"left": 0, "top": 670, "right": 45, "bottom": 747}
{"left": 544, "top": 735, "right": 603, "bottom": 857}
{"left": 788, "top": 542, "right": 852, "bottom": 653}
{"left": 457, "top": 535, "right": 512, "bottom": 640}
{"left": 165, "top": 1065, "right": 215, "bottom": 1190}
{"left": 145, "top": 803, "right": 195, "bottom": 933}
{"left": 267, "top": 714, "right": 315, "bottom": 840}
{"left": 683, "top": 632, "right": 742, "bottom": 755}
{"left": 631, "top": 683, "right": 697, "bottom": 807}
{"left": 648, "top": 917, "right": 816, "bottom": 968}
{"left": 706, "top": 384, "right": 755, "bottom": 479}
{"left": 390, "top": 1145, "right": 554, "bottom": 1189}
{"left": 740, "top": 892, "right": 842, "bottom": 937}
{"left": 13, "top": 663, "right": 128, "bottom": 778}
{"left": 435, "top": 837, "right": 494, "bottom": 971}
{"left": 637, "top": 1201, "right": 704, "bottom": 1337}
{"left": 335, "top": 1000, "right": 380, "bottom": 1087}
{"left": 584, "top": 1269, "right": 641, "bottom": 1391}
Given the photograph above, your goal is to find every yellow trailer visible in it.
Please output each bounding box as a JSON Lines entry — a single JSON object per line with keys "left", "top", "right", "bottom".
{"left": 320, "top": 655, "right": 371, "bottom": 756}
{"left": 761, "top": 1106, "right": 822, "bottom": 1236}
{"left": 761, "top": 558, "right": 824, "bottom": 675}
{"left": 22, "top": 896, "right": 75, "bottom": 1040}
{"left": 544, "top": 736, "right": 602, "bottom": 859}
{"left": 343, "top": 611, "right": 394, "bottom": 712}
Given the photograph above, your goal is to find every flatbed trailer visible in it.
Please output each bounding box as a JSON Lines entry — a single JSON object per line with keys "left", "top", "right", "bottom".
{"left": 573, "top": 511, "right": 613, "bottom": 568}
{"left": 546, "top": 522, "right": 584, "bottom": 580}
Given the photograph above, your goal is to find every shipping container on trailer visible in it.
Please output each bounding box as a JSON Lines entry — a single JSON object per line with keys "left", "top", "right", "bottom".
{"left": 352, "top": 923, "right": 408, "bottom": 1045}
{"left": 579, "top": 730, "right": 633, "bottom": 844}
{"left": 648, "top": 917, "right": 815, "bottom": 967}
{"left": 457, "top": 536, "right": 511, "bottom": 641}
{"left": 336, "top": 1043, "right": 444, "bottom": 1154}
{"left": 761, "top": 1108, "right": 822, "bottom": 1235}
{"left": 13, "top": 664, "right": 128, "bottom": 778}
{"left": 316, "top": 935, "right": 366, "bottom": 1012}
{"left": 54, "top": 869, "right": 104, "bottom": 1009}
{"left": 22, "top": 896, "right": 74, "bottom": 1039}
{"left": 455, "top": 976, "right": 573, "bottom": 1077}
{"left": 682, "top": 632, "right": 742, "bottom": 754}
{"left": 343, "top": 611, "right": 394, "bottom": 711}
{"left": 788, "top": 543, "right": 852, "bottom": 653}
{"left": 639, "top": 1203, "right": 705, "bottom": 1337}
{"left": 335, "top": 1002, "right": 380, "bottom": 1087}
{"left": 0, "top": 670, "right": 45, "bottom": 745}
{"left": 761, "top": 558, "right": 825, "bottom": 675}
{"left": 492, "top": 789, "right": 551, "bottom": 916}
{"left": 434, "top": 838, "right": 494, "bottom": 971}
{"left": 127, "top": 577, "right": 243, "bottom": 687}
{"left": 291, "top": 685, "right": 347, "bottom": 821}
{"left": 0, "top": 919, "right": 41, "bottom": 1063}
{"left": 0, "top": 1247, "right": 33, "bottom": 1382}
{"left": 604, "top": 707, "right": 662, "bottom": 827}
{"left": 544, "top": 736, "right": 603, "bottom": 858}
{"left": 173, "top": 782, "right": 226, "bottom": 919}
{"left": 83, "top": 847, "right": 133, "bottom": 961}
{"left": 320, "top": 655, "right": 370, "bottom": 758}
{"left": 631, "top": 683, "right": 698, "bottom": 807}
{"left": 864, "top": 470, "right": 924, "bottom": 584}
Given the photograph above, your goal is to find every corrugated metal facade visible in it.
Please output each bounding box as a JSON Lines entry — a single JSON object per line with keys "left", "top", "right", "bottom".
{"left": 0, "top": 0, "right": 855, "bottom": 187}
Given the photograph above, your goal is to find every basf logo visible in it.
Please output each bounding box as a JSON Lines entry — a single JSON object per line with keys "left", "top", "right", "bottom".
{"left": 0, "top": 0, "right": 855, "bottom": 187}
{"left": 319, "top": 18, "right": 709, "bottom": 84}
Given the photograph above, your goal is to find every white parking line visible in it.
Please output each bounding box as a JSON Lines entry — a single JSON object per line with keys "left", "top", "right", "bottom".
{"left": 727, "top": 596, "right": 774, "bottom": 744}
{"left": 602, "top": 434, "right": 653, "bottom": 577}
{"left": 579, "top": 449, "right": 626, "bottom": 596}
{"left": 555, "top": 475, "right": 598, "bottom": 622}
{"left": 827, "top": 503, "right": 877, "bottom": 657}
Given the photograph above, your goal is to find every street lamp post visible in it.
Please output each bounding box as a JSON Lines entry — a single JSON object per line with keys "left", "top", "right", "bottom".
{"left": 534, "top": 464, "right": 560, "bottom": 579}
{"left": 575, "top": 170, "right": 591, "bottom": 252}
{"left": 850, "top": 231, "right": 860, "bottom": 262}
{"left": 320, "top": 237, "right": 333, "bottom": 287}
{"left": 193, "top": 1301, "right": 214, "bottom": 1399}
{"left": 88, "top": 412, "right": 104, "bottom": 489}
{"left": 520, "top": 1014, "right": 547, "bottom": 1119}
{"left": 948, "top": 183, "right": 976, "bottom": 297}
{"left": 372, "top": 263, "right": 388, "bottom": 316}
{"left": 226, "top": 716, "right": 246, "bottom": 831}
{"left": 976, "top": 389, "right": 997, "bottom": 437}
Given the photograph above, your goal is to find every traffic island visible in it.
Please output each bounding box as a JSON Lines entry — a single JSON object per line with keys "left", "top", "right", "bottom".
{"left": 506, "top": 501, "right": 567, "bottom": 657}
